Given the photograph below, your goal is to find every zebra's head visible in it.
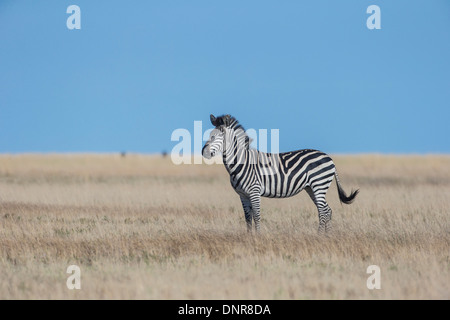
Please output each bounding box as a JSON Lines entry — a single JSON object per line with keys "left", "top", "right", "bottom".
{"left": 202, "top": 114, "right": 230, "bottom": 159}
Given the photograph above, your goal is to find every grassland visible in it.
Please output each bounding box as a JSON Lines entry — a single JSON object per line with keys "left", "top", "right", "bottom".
{"left": 0, "top": 154, "right": 448, "bottom": 299}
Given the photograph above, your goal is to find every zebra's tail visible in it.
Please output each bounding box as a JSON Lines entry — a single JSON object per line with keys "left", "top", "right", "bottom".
{"left": 334, "top": 171, "right": 359, "bottom": 204}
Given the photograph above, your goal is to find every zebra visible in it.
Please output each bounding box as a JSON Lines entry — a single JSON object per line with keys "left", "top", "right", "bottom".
{"left": 202, "top": 114, "right": 359, "bottom": 233}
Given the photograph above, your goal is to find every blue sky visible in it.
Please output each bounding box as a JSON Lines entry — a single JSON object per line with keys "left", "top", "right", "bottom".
{"left": 1, "top": 0, "right": 449, "bottom": 154}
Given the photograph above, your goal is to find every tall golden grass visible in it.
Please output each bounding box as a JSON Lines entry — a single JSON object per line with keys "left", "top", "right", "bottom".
{"left": 0, "top": 154, "right": 448, "bottom": 299}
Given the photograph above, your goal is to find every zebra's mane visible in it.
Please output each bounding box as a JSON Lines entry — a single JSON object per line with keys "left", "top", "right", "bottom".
{"left": 214, "top": 115, "right": 253, "bottom": 150}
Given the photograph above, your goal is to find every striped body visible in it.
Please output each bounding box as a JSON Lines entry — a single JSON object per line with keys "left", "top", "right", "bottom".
{"left": 230, "top": 149, "right": 335, "bottom": 199}
{"left": 203, "top": 114, "right": 358, "bottom": 233}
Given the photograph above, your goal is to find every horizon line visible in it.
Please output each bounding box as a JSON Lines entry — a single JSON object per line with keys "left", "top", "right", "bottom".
{"left": 0, "top": 151, "right": 449, "bottom": 157}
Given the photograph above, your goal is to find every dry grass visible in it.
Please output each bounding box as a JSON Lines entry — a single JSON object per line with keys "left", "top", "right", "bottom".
{"left": 0, "top": 154, "right": 449, "bottom": 299}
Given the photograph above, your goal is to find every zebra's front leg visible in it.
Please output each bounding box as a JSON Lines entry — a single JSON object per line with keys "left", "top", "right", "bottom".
{"left": 249, "top": 193, "right": 261, "bottom": 233}
{"left": 240, "top": 196, "right": 252, "bottom": 232}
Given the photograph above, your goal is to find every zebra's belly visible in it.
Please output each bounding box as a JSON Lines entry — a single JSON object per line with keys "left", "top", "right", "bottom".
{"left": 260, "top": 184, "right": 306, "bottom": 198}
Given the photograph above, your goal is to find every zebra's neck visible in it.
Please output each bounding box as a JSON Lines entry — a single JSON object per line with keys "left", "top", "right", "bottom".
{"left": 222, "top": 129, "right": 249, "bottom": 174}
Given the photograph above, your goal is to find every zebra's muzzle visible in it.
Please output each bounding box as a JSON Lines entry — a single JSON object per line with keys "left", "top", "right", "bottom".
{"left": 202, "top": 144, "right": 213, "bottom": 159}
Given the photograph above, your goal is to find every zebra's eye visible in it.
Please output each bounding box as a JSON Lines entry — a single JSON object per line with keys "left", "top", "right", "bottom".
{"left": 211, "top": 136, "right": 215, "bottom": 141}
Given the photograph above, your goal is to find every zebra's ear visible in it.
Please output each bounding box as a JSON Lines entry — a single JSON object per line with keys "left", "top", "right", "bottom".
{"left": 210, "top": 114, "right": 217, "bottom": 126}
{"left": 224, "top": 115, "right": 231, "bottom": 126}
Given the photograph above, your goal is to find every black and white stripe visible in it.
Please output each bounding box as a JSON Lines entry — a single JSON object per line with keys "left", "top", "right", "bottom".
{"left": 202, "top": 114, "right": 359, "bottom": 233}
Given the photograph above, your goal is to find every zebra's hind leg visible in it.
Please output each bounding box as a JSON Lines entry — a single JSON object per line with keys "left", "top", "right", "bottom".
{"left": 240, "top": 196, "right": 253, "bottom": 232}
{"left": 318, "top": 204, "right": 332, "bottom": 234}
{"left": 305, "top": 186, "right": 333, "bottom": 234}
